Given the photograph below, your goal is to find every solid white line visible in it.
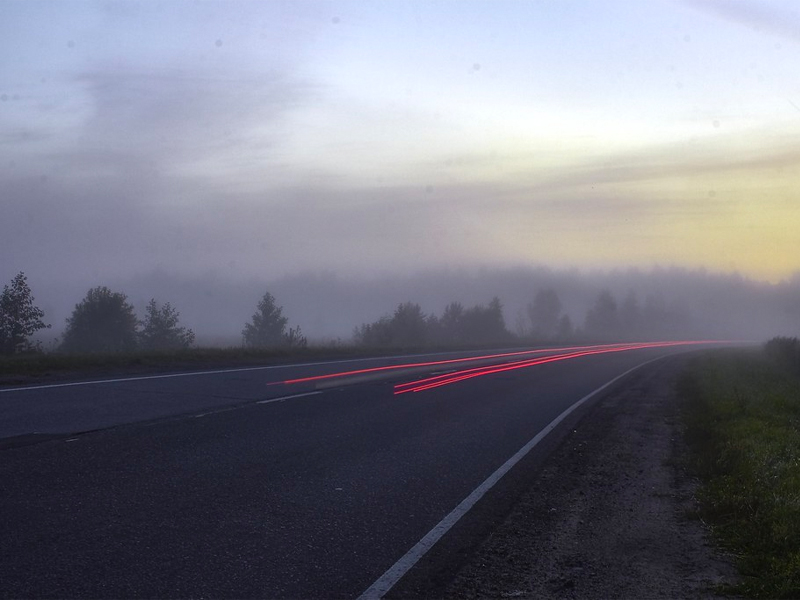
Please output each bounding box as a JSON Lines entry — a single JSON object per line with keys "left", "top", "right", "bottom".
{"left": 356, "top": 356, "right": 665, "bottom": 600}
{"left": 0, "top": 349, "right": 501, "bottom": 394}
{"left": 256, "top": 391, "right": 322, "bottom": 405}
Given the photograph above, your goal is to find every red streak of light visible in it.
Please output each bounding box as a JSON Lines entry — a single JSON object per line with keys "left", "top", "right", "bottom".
{"left": 392, "top": 341, "right": 713, "bottom": 395}
{"left": 277, "top": 343, "right": 635, "bottom": 386}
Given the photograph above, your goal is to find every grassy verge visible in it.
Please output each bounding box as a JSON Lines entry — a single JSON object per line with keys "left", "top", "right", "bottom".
{"left": 0, "top": 342, "right": 527, "bottom": 384}
{"left": 680, "top": 344, "right": 800, "bottom": 598}
{"left": 0, "top": 346, "right": 403, "bottom": 382}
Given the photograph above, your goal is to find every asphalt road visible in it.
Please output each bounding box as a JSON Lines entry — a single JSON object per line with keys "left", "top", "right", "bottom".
{"left": 1, "top": 343, "right": 713, "bottom": 598}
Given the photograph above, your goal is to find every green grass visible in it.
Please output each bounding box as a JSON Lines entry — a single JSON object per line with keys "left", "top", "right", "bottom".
{"left": 680, "top": 346, "right": 800, "bottom": 598}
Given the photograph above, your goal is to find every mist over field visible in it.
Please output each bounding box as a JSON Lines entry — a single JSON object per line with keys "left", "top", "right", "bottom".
{"left": 15, "top": 265, "right": 799, "bottom": 348}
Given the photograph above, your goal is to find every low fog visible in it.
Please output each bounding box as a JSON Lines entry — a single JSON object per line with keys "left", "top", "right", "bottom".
{"left": 3, "top": 3, "right": 799, "bottom": 350}
{"left": 13, "top": 265, "right": 800, "bottom": 349}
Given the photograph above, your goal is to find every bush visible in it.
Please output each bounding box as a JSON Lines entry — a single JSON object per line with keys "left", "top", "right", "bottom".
{"left": 60, "top": 287, "right": 138, "bottom": 353}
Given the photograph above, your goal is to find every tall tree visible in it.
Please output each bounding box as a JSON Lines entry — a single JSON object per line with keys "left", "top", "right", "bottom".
{"left": 584, "top": 290, "right": 619, "bottom": 340}
{"left": 0, "top": 272, "right": 50, "bottom": 355}
{"left": 461, "top": 297, "right": 509, "bottom": 344}
{"left": 527, "top": 289, "right": 562, "bottom": 340}
{"left": 243, "top": 291, "right": 306, "bottom": 348}
{"left": 619, "top": 291, "right": 642, "bottom": 339}
{"left": 389, "top": 302, "right": 428, "bottom": 347}
{"left": 60, "top": 287, "right": 138, "bottom": 353}
{"left": 439, "top": 301, "right": 465, "bottom": 344}
{"left": 139, "top": 299, "right": 195, "bottom": 350}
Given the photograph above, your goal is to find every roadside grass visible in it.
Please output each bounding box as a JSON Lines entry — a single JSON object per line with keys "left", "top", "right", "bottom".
{"left": 0, "top": 346, "right": 397, "bottom": 383}
{"left": 680, "top": 344, "right": 800, "bottom": 598}
{"left": 0, "top": 341, "right": 527, "bottom": 384}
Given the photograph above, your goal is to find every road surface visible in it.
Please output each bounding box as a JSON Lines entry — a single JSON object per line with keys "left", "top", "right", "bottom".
{"left": 0, "top": 342, "right": 718, "bottom": 598}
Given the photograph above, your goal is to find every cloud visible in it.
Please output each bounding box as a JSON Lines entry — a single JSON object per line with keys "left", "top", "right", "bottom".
{"left": 61, "top": 66, "right": 316, "bottom": 181}
{"left": 682, "top": 0, "right": 800, "bottom": 44}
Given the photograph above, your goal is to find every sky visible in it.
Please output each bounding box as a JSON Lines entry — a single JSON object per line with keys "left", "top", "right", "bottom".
{"left": 2, "top": 0, "right": 800, "bottom": 295}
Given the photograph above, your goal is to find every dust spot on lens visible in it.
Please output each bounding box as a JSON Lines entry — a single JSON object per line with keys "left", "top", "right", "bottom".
{"left": 215, "top": 39, "right": 223, "bottom": 48}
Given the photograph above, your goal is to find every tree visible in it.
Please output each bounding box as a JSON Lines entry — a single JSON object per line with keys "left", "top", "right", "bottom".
{"left": 439, "top": 301, "right": 465, "bottom": 344}
{"left": 242, "top": 291, "right": 306, "bottom": 348}
{"left": 0, "top": 272, "right": 50, "bottom": 355}
{"left": 352, "top": 302, "right": 428, "bottom": 348}
{"left": 527, "top": 289, "right": 562, "bottom": 340}
{"left": 460, "top": 297, "right": 509, "bottom": 344}
{"left": 60, "top": 287, "right": 138, "bottom": 353}
{"left": 138, "top": 299, "right": 195, "bottom": 350}
{"left": 556, "top": 314, "right": 574, "bottom": 340}
{"left": 619, "top": 291, "right": 642, "bottom": 339}
{"left": 389, "top": 302, "right": 428, "bottom": 347}
{"left": 353, "top": 316, "right": 392, "bottom": 346}
{"left": 584, "top": 290, "right": 619, "bottom": 340}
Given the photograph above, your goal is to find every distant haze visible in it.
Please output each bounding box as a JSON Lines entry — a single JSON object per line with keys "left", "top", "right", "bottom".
{"left": 17, "top": 266, "right": 800, "bottom": 348}
{"left": 2, "top": 1, "right": 799, "bottom": 336}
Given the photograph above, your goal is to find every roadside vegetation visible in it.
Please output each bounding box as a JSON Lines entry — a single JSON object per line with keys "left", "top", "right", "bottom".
{"left": 680, "top": 338, "right": 800, "bottom": 598}
{"left": 0, "top": 269, "right": 739, "bottom": 382}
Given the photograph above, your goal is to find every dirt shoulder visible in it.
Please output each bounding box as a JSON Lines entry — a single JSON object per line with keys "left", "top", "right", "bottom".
{"left": 442, "top": 356, "right": 739, "bottom": 599}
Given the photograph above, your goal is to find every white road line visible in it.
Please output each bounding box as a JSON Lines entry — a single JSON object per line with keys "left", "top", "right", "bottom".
{"left": 256, "top": 391, "right": 322, "bottom": 405}
{"left": 357, "top": 356, "right": 665, "bottom": 600}
{"left": 0, "top": 350, "right": 493, "bottom": 394}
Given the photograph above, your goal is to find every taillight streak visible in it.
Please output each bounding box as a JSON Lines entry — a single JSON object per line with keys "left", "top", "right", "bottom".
{"left": 277, "top": 343, "right": 636, "bottom": 386}
{"left": 392, "top": 341, "right": 704, "bottom": 394}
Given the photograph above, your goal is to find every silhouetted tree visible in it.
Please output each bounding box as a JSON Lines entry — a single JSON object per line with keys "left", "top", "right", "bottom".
{"left": 138, "top": 299, "right": 195, "bottom": 350}
{"left": 461, "top": 297, "right": 509, "bottom": 344}
{"left": 619, "top": 291, "right": 641, "bottom": 339}
{"left": 60, "top": 287, "right": 138, "bottom": 353}
{"left": 0, "top": 272, "right": 50, "bottom": 355}
{"left": 352, "top": 302, "right": 428, "bottom": 347}
{"left": 584, "top": 290, "right": 619, "bottom": 340}
{"left": 390, "top": 302, "right": 428, "bottom": 347}
{"left": 243, "top": 291, "right": 306, "bottom": 348}
{"left": 439, "top": 301, "right": 465, "bottom": 344}
{"left": 556, "top": 314, "right": 574, "bottom": 340}
{"left": 527, "top": 289, "right": 562, "bottom": 340}
{"left": 353, "top": 316, "right": 393, "bottom": 346}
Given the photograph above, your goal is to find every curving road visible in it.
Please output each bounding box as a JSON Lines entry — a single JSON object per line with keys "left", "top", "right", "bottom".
{"left": 0, "top": 342, "right": 721, "bottom": 598}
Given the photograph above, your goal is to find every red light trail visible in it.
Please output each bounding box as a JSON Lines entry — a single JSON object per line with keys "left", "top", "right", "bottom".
{"left": 393, "top": 341, "right": 695, "bottom": 394}
{"left": 275, "top": 341, "right": 727, "bottom": 393}
{"left": 277, "top": 343, "right": 637, "bottom": 387}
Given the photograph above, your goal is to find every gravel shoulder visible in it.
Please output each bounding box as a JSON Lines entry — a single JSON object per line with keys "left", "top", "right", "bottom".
{"left": 441, "top": 356, "right": 739, "bottom": 599}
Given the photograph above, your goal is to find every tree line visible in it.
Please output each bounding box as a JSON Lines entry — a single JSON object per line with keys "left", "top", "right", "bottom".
{"left": 0, "top": 272, "right": 305, "bottom": 355}
{"left": 353, "top": 297, "right": 512, "bottom": 347}
{"left": 1, "top": 270, "right": 697, "bottom": 355}
{"left": 352, "top": 288, "right": 693, "bottom": 348}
